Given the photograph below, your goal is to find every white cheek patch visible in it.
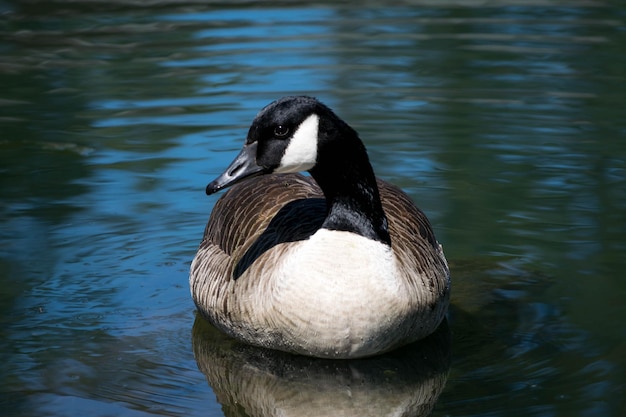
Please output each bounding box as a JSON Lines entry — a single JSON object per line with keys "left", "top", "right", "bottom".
{"left": 275, "top": 114, "right": 319, "bottom": 173}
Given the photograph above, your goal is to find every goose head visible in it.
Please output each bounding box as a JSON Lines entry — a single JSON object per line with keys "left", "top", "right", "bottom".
{"left": 206, "top": 96, "right": 348, "bottom": 195}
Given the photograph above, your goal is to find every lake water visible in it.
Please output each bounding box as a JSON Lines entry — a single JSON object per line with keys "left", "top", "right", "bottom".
{"left": 1, "top": 1, "right": 624, "bottom": 416}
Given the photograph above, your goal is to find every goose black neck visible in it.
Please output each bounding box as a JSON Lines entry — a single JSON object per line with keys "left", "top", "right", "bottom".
{"left": 309, "top": 118, "right": 391, "bottom": 246}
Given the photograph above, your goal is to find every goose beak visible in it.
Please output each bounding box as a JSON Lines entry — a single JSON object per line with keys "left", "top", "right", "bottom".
{"left": 206, "top": 142, "right": 267, "bottom": 195}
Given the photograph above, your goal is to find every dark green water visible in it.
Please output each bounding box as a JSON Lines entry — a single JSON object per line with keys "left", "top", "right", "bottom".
{"left": 1, "top": 1, "right": 624, "bottom": 416}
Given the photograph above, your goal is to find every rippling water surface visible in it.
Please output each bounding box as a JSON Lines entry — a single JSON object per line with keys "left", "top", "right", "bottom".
{"left": 1, "top": 1, "right": 624, "bottom": 416}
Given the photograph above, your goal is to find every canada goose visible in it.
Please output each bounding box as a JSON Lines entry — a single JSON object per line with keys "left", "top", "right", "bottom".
{"left": 190, "top": 96, "right": 450, "bottom": 359}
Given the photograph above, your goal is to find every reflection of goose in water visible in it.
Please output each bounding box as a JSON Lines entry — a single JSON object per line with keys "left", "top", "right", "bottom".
{"left": 191, "top": 315, "right": 451, "bottom": 417}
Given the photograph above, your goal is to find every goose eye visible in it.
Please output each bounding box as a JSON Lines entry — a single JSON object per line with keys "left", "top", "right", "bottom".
{"left": 273, "top": 125, "right": 290, "bottom": 138}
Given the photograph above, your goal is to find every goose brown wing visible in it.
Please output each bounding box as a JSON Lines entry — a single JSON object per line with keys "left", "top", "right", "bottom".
{"left": 201, "top": 174, "right": 325, "bottom": 277}
{"left": 377, "top": 179, "right": 438, "bottom": 250}
{"left": 378, "top": 179, "right": 449, "bottom": 298}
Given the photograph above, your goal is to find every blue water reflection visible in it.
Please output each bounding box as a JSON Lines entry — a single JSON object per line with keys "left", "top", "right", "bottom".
{"left": 1, "top": 2, "right": 624, "bottom": 417}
